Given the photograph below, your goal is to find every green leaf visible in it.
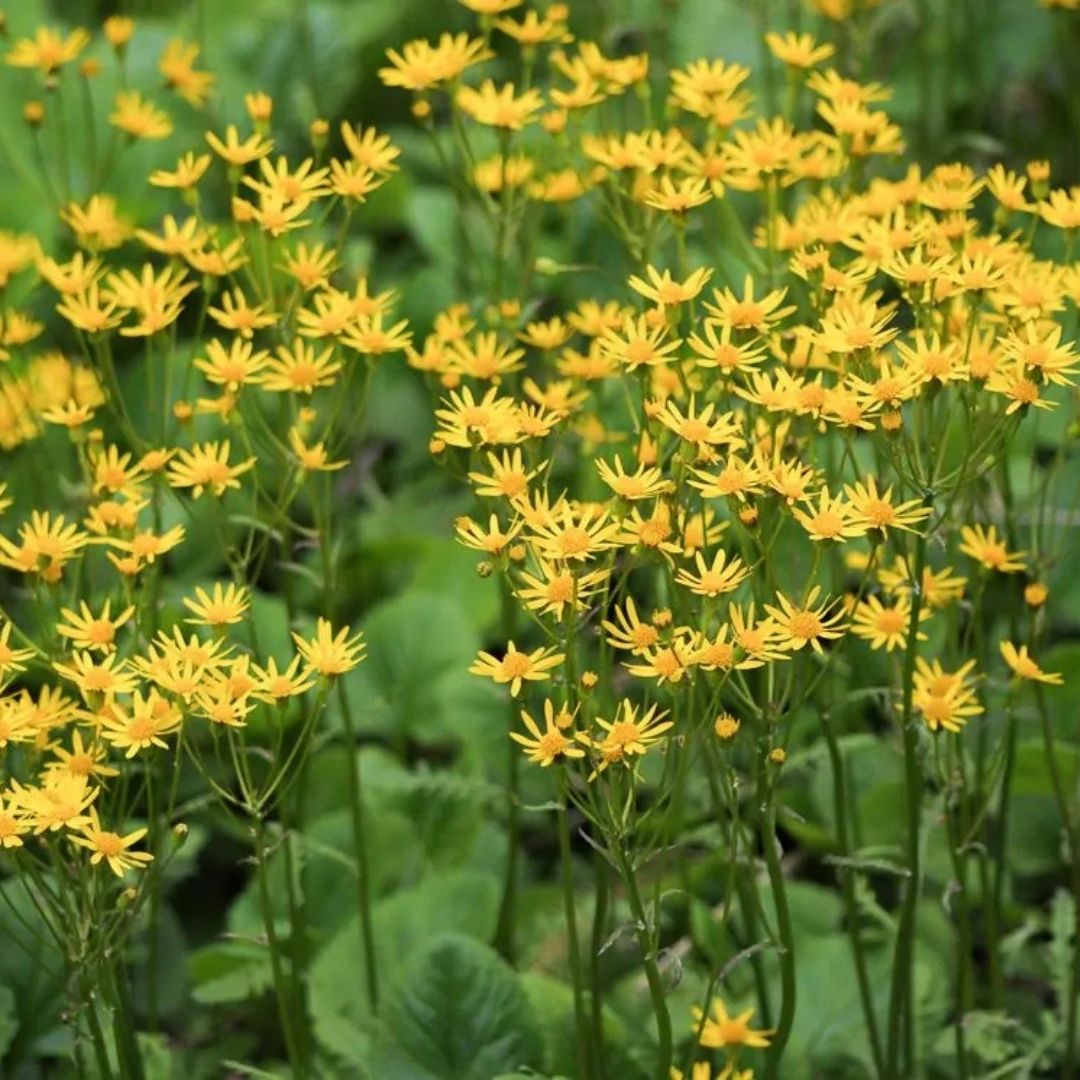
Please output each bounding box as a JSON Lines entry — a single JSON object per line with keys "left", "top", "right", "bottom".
{"left": 188, "top": 941, "right": 273, "bottom": 1006}
{"left": 341, "top": 591, "right": 481, "bottom": 739}
{"left": 371, "top": 934, "right": 543, "bottom": 1080}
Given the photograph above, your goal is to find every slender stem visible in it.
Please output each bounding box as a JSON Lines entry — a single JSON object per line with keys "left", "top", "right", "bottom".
{"left": 614, "top": 841, "right": 672, "bottom": 1080}
{"left": 252, "top": 816, "right": 308, "bottom": 1079}
{"left": 337, "top": 677, "right": 380, "bottom": 1012}
{"left": 557, "top": 779, "right": 592, "bottom": 1080}
{"left": 761, "top": 788, "right": 796, "bottom": 1079}
{"left": 821, "top": 709, "right": 885, "bottom": 1076}
{"left": 886, "top": 516, "right": 931, "bottom": 1079}
{"left": 495, "top": 579, "right": 520, "bottom": 963}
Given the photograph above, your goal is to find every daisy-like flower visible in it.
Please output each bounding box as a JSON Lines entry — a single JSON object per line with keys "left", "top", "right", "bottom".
{"left": 999, "top": 641, "right": 1064, "bottom": 686}
{"left": 642, "top": 175, "right": 712, "bottom": 213}
{"left": 109, "top": 90, "right": 173, "bottom": 140}
{"left": 69, "top": 809, "right": 153, "bottom": 876}
{"left": 455, "top": 513, "right": 522, "bottom": 555}
{"left": 596, "top": 457, "right": 670, "bottom": 500}
{"left": 97, "top": 691, "right": 182, "bottom": 757}
{"left": 468, "top": 449, "right": 537, "bottom": 500}
{"left": 167, "top": 441, "right": 256, "bottom": 498}
{"left": 728, "top": 601, "right": 790, "bottom": 667}
{"left": 628, "top": 265, "right": 713, "bottom": 308}
{"left": 913, "top": 658, "right": 982, "bottom": 733}
{"left": 378, "top": 32, "right": 492, "bottom": 92}
{"left": 624, "top": 637, "right": 695, "bottom": 683}
{"left": 469, "top": 640, "right": 564, "bottom": 697}
{"left": 6, "top": 26, "right": 91, "bottom": 73}
{"left": 263, "top": 341, "right": 342, "bottom": 394}
{"left": 656, "top": 397, "right": 744, "bottom": 450}
{"left": 526, "top": 502, "right": 622, "bottom": 562}
{"left": 766, "top": 30, "right": 834, "bottom": 68}
{"left": 705, "top": 275, "right": 796, "bottom": 332}
{"left": 579, "top": 700, "right": 673, "bottom": 776}
{"left": 0, "top": 621, "right": 36, "bottom": 681}
{"left": 252, "top": 656, "right": 317, "bottom": 702}
{"left": 692, "top": 998, "right": 774, "bottom": 1050}
{"left": 689, "top": 454, "right": 766, "bottom": 501}
{"left": 207, "top": 288, "right": 278, "bottom": 338}
{"left": 792, "top": 488, "right": 866, "bottom": 542}
{"left": 515, "top": 561, "right": 609, "bottom": 620}
{"left": 11, "top": 775, "right": 97, "bottom": 834}
{"left": 601, "top": 596, "right": 661, "bottom": 654}
{"left": 183, "top": 583, "right": 250, "bottom": 628}
{"left": 292, "top": 619, "right": 366, "bottom": 676}
{"left": 851, "top": 594, "right": 928, "bottom": 651}
{"left": 675, "top": 549, "right": 751, "bottom": 597}
{"left": 56, "top": 601, "right": 135, "bottom": 654}
{"left": 205, "top": 125, "right": 272, "bottom": 166}
{"left": 45, "top": 730, "right": 119, "bottom": 783}
{"left": 289, "top": 428, "right": 348, "bottom": 473}
{"left": 149, "top": 151, "right": 212, "bottom": 190}
{"left": 456, "top": 80, "right": 544, "bottom": 129}
{"left": 0, "top": 792, "right": 30, "bottom": 849}
{"left": 958, "top": 524, "right": 1026, "bottom": 573}
{"left": 511, "top": 700, "right": 585, "bottom": 766}
{"left": 53, "top": 651, "right": 138, "bottom": 700}
{"left": 844, "top": 477, "right": 931, "bottom": 535}
{"left": 765, "top": 587, "right": 848, "bottom": 653}
{"left": 600, "top": 314, "right": 682, "bottom": 370}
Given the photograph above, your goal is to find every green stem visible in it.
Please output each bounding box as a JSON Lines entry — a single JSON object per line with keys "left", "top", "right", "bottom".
{"left": 614, "top": 842, "right": 672, "bottom": 1080}
{"left": 886, "top": 516, "right": 931, "bottom": 1079}
{"left": 557, "top": 781, "right": 592, "bottom": 1080}
{"left": 253, "top": 816, "right": 308, "bottom": 1079}
{"left": 761, "top": 789, "right": 796, "bottom": 1079}
{"left": 821, "top": 709, "right": 885, "bottom": 1076}
{"left": 337, "top": 677, "right": 380, "bottom": 1012}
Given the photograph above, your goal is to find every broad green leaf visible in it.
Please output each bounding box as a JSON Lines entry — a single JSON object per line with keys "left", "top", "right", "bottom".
{"left": 370, "top": 934, "right": 543, "bottom": 1080}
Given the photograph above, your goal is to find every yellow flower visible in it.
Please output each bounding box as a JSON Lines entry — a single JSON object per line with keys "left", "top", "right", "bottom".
{"left": 714, "top": 713, "right": 741, "bottom": 739}
{"left": 515, "top": 561, "right": 609, "bottom": 620}
{"left": 596, "top": 457, "right": 669, "bottom": 500}
{"left": 341, "top": 124, "right": 402, "bottom": 175}
{"left": 263, "top": 341, "right": 342, "bottom": 394}
{"left": 959, "top": 524, "right": 1026, "bottom": 573}
{"left": 1000, "top": 641, "right": 1064, "bottom": 686}
{"left": 149, "top": 151, "right": 212, "bottom": 190}
{"left": 579, "top": 700, "right": 673, "bottom": 776}
{"left": 456, "top": 79, "right": 545, "bottom": 129}
{"left": 183, "top": 583, "right": 250, "bottom": 628}
{"left": 379, "top": 33, "right": 492, "bottom": 92}
{"left": 628, "top": 265, "right": 712, "bottom": 308}
{"left": 469, "top": 640, "right": 564, "bottom": 697}
{"left": 289, "top": 428, "right": 349, "bottom": 472}
{"left": 167, "top": 441, "right": 256, "bottom": 498}
{"left": 0, "top": 792, "right": 30, "bottom": 848}
{"left": 511, "top": 700, "right": 585, "bottom": 766}
{"left": 109, "top": 90, "right": 173, "bottom": 140}
{"left": 642, "top": 175, "right": 712, "bottom": 213}
{"left": 292, "top": 618, "right": 366, "bottom": 676}
{"left": 766, "top": 31, "right": 834, "bottom": 68}
{"left": 0, "top": 621, "right": 36, "bottom": 681}
{"left": 207, "top": 288, "right": 278, "bottom": 338}
{"left": 851, "top": 594, "right": 928, "bottom": 652}
{"left": 675, "top": 549, "right": 752, "bottom": 598}
{"left": 70, "top": 809, "right": 153, "bottom": 876}
{"left": 844, "top": 478, "right": 931, "bottom": 535}
{"left": 252, "top": 656, "right": 317, "bottom": 702}
{"left": 96, "top": 691, "right": 182, "bottom": 757}
{"left": 205, "top": 125, "right": 273, "bottom": 166}
{"left": 11, "top": 774, "right": 97, "bottom": 834}
{"left": 693, "top": 998, "right": 774, "bottom": 1050}
{"left": 6, "top": 26, "right": 91, "bottom": 73}
{"left": 159, "top": 38, "right": 215, "bottom": 107}
{"left": 764, "top": 587, "right": 848, "bottom": 653}
{"left": 56, "top": 601, "right": 135, "bottom": 654}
